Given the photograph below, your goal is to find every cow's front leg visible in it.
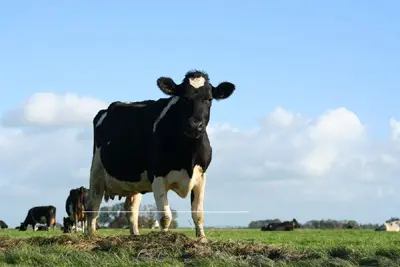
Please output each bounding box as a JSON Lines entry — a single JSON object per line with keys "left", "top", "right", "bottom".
{"left": 82, "top": 218, "right": 87, "bottom": 234}
{"left": 152, "top": 177, "right": 172, "bottom": 231}
{"left": 191, "top": 171, "right": 207, "bottom": 243}
{"left": 124, "top": 193, "right": 142, "bottom": 237}
{"left": 74, "top": 216, "right": 78, "bottom": 233}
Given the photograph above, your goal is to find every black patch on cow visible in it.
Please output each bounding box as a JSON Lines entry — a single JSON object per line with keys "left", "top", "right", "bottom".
{"left": 97, "top": 99, "right": 168, "bottom": 182}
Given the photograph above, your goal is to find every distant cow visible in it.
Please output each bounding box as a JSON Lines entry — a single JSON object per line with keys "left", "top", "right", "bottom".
{"left": 86, "top": 70, "right": 235, "bottom": 243}
{"left": 19, "top": 206, "right": 56, "bottom": 231}
{"left": 0, "top": 220, "right": 8, "bottom": 229}
{"left": 261, "top": 219, "right": 299, "bottom": 231}
{"left": 65, "top": 186, "right": 89, "bottom": 233}
{"left": 384, "top": 221, "right": 400, "bottom": 232}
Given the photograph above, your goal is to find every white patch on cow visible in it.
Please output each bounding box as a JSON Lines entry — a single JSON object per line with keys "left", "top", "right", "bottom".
{"left": 154, "top": 165, "right": 204, "bottom": 199}
{"left": 189, "top": 77, "right": 205, "bottom": 89}
{"left": 385, "top": 221, "right": 400, "bottom": 232}
{"left": 104, "top": 171, "right": 152, "bottom": 197}
{"left": 72, "top": 225, "right": 83, "bottom": 232}
{"left": 153, "top": 96, "right": 180, "bottom": 133}
{"left": 96, "top": 112, "right": 107, "bottom": 127}
{"left": 151, "top": 220, "right": 160, "bottom": 229}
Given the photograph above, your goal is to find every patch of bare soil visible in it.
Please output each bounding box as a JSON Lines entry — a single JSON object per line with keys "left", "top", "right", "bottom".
{"left": 0, "top": 232, "right": 319, "bottom": 262}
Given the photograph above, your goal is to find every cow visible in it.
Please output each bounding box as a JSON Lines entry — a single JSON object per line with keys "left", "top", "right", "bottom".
{"left": 384, "top": 220, "right": 400, "bottom": 232}
{"left": 0, "top": 220, "right": 8, "bottom": 229}
{"left": 19, "top": 205, "right": 56, "bottom": 231}
{"left": 86, "top": 70, "right": 235, "bottom": 242}
{"left": 65, "top": 186, "right": 89, "bottom": 233}
{"left": 63, "top": 216, "right": 74, "bottom": 233}
{"left": 261, "top": 219, "right": 299, "bottom": 231}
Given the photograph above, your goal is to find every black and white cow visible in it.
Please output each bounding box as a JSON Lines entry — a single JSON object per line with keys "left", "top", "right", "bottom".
{"left": 86, "top": 70, "right": 235, "bottom": 242}
{"left": 19, "top": 205, "right": 57, "bottom": 231}
{"left": 65, "top": 186, "right": 89, "bottom": 233}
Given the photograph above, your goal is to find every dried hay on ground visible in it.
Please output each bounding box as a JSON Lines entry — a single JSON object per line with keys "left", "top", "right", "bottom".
{"left": 0, "top": 232, "right": 318, "bottom": 262}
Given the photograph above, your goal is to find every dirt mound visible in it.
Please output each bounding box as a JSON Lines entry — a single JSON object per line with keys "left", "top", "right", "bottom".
{"left": 0, "top": 232, "right": 318, "bottom": 262}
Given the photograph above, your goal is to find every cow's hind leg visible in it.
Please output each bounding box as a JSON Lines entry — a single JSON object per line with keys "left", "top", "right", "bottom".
{"left": 86, "top": 149, "right": 105, "bottom": 236}
{"left": 124, "top": 193, "right": 142, "bottom": 237}
{"left": 191, "top": 169, "right": 207, "bottom": 243}
{"left": 152, "top": 177, "right": 172, "bottom": 231}
{"left": 86, "top": 188, "right": 103, "bottom": 235}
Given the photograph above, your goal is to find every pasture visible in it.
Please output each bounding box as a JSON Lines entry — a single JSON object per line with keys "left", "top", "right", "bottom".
{"left": 0, "top": 229, "right": 399, "bottom": 266}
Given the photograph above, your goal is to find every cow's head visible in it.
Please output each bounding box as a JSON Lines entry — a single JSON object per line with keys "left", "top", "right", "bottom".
{"left": 19, "top": 222, "right": 27, "bottom": 231}
{"left": 157, "top": 70, "right": 235, "bottom": 138}
{"left": 63, "top": 217, "right": 73, "bottom": 233}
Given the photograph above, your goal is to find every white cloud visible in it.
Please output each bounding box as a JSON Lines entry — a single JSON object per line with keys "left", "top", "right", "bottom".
{"left": 390, "top": 118, "right": 400, "bottom": 141}
{"left": 0, "top": 92, "right": 400, "bottom": 228}
{"left": 2, "top": 92, "right": 107, "bottom": 127}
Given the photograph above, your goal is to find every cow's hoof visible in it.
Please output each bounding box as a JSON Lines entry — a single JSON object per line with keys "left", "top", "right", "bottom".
{"left": 129, "top": 233, "right": 140, "bottom": 239}
{"left": 197, "top": 236, "right": 208, "bottom": 244}
{"left": 84, "top": 231, "right": 96, "bottom": 238}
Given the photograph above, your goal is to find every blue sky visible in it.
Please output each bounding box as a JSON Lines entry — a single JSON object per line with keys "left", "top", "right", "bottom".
{"left": 0, "top": 1, "right": 400, "bottom": 228}
{"left": 1, "top": 0, "right": 399, "bottom": 134}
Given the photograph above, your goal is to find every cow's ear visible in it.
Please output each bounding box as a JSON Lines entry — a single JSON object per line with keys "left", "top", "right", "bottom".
{"left": 157, "top": 77, "right": 178, "bottom": 96}
{"left": 212, "top": 82, "right": 235, "bottom": 100}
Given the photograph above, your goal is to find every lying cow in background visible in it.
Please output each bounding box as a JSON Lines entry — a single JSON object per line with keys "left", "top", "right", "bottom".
{"left": 65, "top": 186, "right": 89, "bottom": 233}
{"left": 86, "top": 70, "right": 235, "bottom": 242}
{"left": 261, "top": 219, "right": 299, "bottom": 231}
{"left": 384, "top": 220, "right": 400, "bottom": 232}
{"left": 0, "top": 220, "right": 8, "bottom": 229}
{"left": 19, "top": 205, "right": 56, "bottom": 231}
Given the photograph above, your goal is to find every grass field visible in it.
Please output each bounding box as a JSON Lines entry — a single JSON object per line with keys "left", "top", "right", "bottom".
{"left": 0, "top": 228, "right": 399, "bottom": 266}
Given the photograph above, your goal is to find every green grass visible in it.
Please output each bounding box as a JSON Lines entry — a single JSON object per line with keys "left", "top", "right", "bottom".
{"left": 0, "top": 228, "right": 399, "bottom": 266}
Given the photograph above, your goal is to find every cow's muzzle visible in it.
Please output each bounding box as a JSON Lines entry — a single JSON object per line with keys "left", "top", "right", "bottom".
{"left": 185, "top": 119, "right": 205, "bottom": 138}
